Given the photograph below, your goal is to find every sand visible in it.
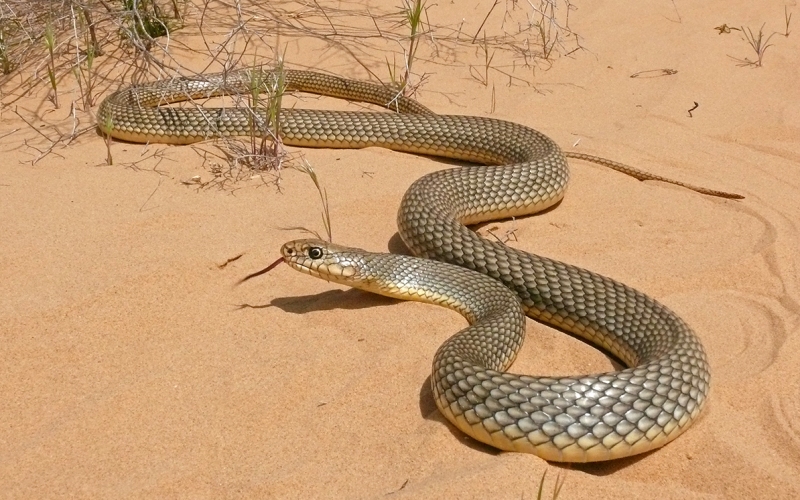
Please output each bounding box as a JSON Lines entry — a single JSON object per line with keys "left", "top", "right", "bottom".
{"left": 2, "top": 0, "right": 799, "bottom": 498}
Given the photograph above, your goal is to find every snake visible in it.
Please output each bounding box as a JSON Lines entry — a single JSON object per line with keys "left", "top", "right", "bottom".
{"left": 97, "top": 68, "right": 738, "bottom": 462}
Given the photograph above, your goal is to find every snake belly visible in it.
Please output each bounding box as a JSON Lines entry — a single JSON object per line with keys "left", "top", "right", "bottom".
{"left": 98, "top": 69, "right": 710, "bottom": 462}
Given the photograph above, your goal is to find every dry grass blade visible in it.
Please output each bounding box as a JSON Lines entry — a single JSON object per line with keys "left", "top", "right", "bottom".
{"left": 43, "top": 18, "right": 58, "bottom": 107}
{"left": 783, "top": 6, "right": 792, "bottom": 37}
{"left": 534, "top": 469, "right": 566, "bottom": 500}
{"left": 293, "top": 159, "right": 333, "bottom": 243}
{"left": 468, "top": 31, "right": 495, "bottom": 86}
{"left": 470, "top": 0, "right": 499, "bottom": 43}
{"left": 528, "top": 0, "right": 563, "bottom": 61}
{"left": 70, "top": 3, "right": 100, "bottom": 110}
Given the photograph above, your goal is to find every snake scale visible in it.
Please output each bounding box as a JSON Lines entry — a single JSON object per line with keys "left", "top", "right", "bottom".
{"left": 98, "top": 68, "right": 733, "bottom": 462}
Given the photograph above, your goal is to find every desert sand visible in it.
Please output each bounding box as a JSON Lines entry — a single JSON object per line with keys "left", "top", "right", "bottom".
{"left": 2, "top": 0, "right": 799, "bottom": 498}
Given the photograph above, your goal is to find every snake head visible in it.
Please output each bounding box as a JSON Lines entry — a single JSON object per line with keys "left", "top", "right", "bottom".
{"left": 281, "top": 239, "right": 366, "bottom": 284}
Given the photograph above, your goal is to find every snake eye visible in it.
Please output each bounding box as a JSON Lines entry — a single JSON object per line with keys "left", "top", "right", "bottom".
{"left": 307, "top": 247, "right": 323, "bottom": 259}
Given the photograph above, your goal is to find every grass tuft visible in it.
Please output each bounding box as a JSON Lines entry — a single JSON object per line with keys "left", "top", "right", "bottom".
{"left": 732, "top": 23, "right": 777, "bottom": 67}
{"left": 385, "top": 0, "right": 427, "bottom": 96}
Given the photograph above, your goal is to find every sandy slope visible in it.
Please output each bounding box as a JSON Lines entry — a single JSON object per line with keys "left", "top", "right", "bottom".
{"left": 1, "top": 0, "right": 799, "bottom": 498}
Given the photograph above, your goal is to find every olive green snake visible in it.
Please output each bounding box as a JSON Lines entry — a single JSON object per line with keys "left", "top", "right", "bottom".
{"left": 98, "top": 68, "right": 741, "bottom": 462}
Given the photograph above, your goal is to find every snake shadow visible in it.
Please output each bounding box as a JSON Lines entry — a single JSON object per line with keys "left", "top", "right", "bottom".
{"left": 246, "top": 283, "right": 651, "bottom": 474}
{"left": 240, "top": 287, "right": 401, "bottom": 314}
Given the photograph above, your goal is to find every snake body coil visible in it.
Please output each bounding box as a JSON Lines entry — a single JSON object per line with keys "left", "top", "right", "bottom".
{"left": 98, "top": 69, "right": 710, "bottom": 462}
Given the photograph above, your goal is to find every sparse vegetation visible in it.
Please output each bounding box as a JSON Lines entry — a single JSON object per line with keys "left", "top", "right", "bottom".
{"left": 0, "top": 0, "right": 583, "bottom": 174}
{"left": 733, "top": 23, "right": 777, "bottom": 67}
{"left": 0, "top": 0, "right": 188, "bottom": 165}
{"left": 721, "top": 8, "right": 792, "bottom": 67}
{"left": 465, "top": 0, "right": 580, "bottom": 89}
